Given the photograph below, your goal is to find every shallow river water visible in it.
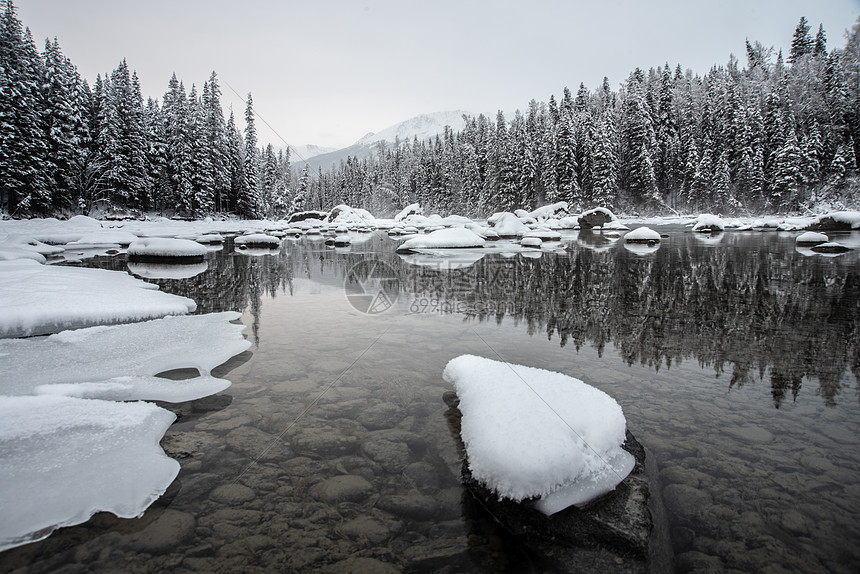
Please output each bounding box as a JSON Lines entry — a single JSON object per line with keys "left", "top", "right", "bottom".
{"left": 1, "top": 228, "right": 859, "bottom": 573}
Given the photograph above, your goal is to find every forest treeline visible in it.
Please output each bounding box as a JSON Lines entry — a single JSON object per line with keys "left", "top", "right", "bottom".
{"left": 1, "top": 0, "right": 859, "bottom": 219}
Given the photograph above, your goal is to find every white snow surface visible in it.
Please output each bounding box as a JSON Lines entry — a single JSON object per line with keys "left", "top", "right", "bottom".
{"left": 527, "top": 202, "right": 569, "bottom": 221}
{"left": 396, "top": 227, "right": 485, "bottom": 252}
{"left": 0, "top": 260, "right": 197, "bottom": 338}
{"left": 442, "top": 355, "right": 634, "bottom": 514}
{"left": 394, "top": 203, "right": 423, "bottom": 222}
{"left": 0, "top": 311, "right": 249, "bottom": 398}
{"left": 127, "top": 237, "right": 207, "bottom": 258}
{"left": 488, "top": 212, "right": 530, "bottom": 237}
{"left": 0, "top": 395, "right": 180, "bottom": 552}
{"left": 0, "top": 312, "right": 249, "bottom": 550}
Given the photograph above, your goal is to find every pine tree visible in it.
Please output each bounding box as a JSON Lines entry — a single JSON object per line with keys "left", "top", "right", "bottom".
{"left": 203, "top": 71, "right": 229, "bottom": 211}
{"left": 0, "top": 1, "right": 50, "bottom": 214}
{"left": 188, "top": 84, "right": 214, "bottom": 215}
{"left": 789, "top": 17, "right": 813, "bottom": 64}
{"left": 240, "top": 93, "right": 260, "bottom": 218}
{"left": 223, "top": 109, "right": 244, "bottom": 213}
{"left": 814, "top": 24, "right": 827, "bottom": 57}
{"left": 42, "top": 37, "right": 85, "bottom": 209}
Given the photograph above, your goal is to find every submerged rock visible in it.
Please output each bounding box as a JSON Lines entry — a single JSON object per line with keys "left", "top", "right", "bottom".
{"left": 444, "top": 392, "right": 659, "bottom": 573}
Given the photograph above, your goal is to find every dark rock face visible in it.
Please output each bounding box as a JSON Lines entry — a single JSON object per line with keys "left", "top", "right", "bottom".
{"left": 288, "top": 210, "right": 329, "bottom": 223}
{"left": 578, "top": 209, "right": 614, "bottom": 229}
{"left": 807, "top": 216, "right": 853, "bottom": 231}
{"left": 445, "top": 391, "right": 660, "bottom": 573}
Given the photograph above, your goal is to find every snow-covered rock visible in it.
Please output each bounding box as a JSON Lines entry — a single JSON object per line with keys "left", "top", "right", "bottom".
{"left": 521, "top": 236, "right": 543, "bottom": 249}
{"left": 691, "top": 214, "right": 726, "bottom": 232}
{"left": 489, "top": 212, "right": 530, "bottom": 238}
{"left": 442, "top": 355, "right": 634, "bottom": 514}
{"left": 522, "top": 228, "right": 561, "bottom": 241}
{"left": 396, "top": 227, "right": 485, "bottom": 253}
{"left": 578, "top": 207, "right": 617, "bottom": 229}
{"left": 394, "top": 203, "right": 423, "bottom": 222}
{"left": 234, "top": 233, "right": 281, "bottom": 248}
{"left": 795, "top": 232, "right": 828, "bottom": 246}
{"left": 527, "top": 202, "right": 569, "bottom": 221}
{"left": 811, "top": 241, "right": 852, "bottom": 254}
{"left": 127, "top": 237, "right": 207, "bottom": 260}
{"left": 624, "top": 227, "right": 661, "bottom": 244}
{"left": 810, "top": 211, "right": 860, "bottom": 231}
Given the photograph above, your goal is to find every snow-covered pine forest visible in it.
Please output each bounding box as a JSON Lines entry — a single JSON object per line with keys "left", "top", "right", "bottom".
{"left": 1, "top": 0, "right": 858, "bottom": 219}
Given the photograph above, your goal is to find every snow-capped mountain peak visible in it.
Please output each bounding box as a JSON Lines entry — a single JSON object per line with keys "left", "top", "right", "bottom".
{"left": 355, "top": 110, "right": 471, "bottom": 146}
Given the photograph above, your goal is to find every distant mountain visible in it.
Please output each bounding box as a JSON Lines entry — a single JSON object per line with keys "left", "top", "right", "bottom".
{"left": 292, "top": 110, "right": 473, "bottom": 173}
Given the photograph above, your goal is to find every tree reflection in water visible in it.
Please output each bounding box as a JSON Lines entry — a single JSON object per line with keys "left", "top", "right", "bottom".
{"left": 73, "top": 231, "right": 860, "bottom": 408}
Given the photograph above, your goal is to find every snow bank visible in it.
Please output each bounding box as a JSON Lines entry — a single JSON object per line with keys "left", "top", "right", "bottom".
{"left": 443, "top": 356, "right": 633, "bottom": 514}
{"left": 396, "top": 227, "right": 485, "bottom": 253}
{"left": 66, "top": 230, "right": 138, "bottom": 247}
{"left": 0, "top": 395, "right": 179, "bottom": 552}
{"left": 0, "top": 260, "right": 196, "bottom": 338}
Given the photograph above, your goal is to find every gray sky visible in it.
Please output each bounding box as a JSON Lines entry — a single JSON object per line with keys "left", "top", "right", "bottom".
{"left": 16, "top": 0, "right": 860, "bottom": 149}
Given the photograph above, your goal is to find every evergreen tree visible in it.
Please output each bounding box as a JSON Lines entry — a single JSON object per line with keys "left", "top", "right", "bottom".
{"left": 789, "top": 17, "right": 813, "bottom": 64}
{"left": 0, "top": 1, "right": 49, "bottom": 214}
{"left": 813, "top": 24, "right": 827, "bottom": 57}
{"left": 240, "top": 93, "right": 260, "bottom": 218}
{"left": 203, "top": 71, "right": 229, "bottom": 211}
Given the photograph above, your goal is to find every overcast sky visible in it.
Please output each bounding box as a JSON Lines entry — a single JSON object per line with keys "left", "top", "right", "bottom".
{"left": 15, "top": 0, "right": 860, "bottom": 150}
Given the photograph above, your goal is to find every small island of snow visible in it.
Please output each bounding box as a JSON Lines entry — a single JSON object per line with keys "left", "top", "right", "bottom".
{"left": 442, "top": 355, "right": 634, "bottom": 515}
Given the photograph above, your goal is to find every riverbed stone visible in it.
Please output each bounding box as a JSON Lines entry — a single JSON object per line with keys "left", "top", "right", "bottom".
{"left": 339, "top": 516, "right": 400, "bottom": 544}
{"left": 291, "top": 426, "right": 362, "bottom": 457}
{"left": 123, "top": 510, "right": 196, "bottom": 554}
{"left": 309, "top": 475, "right": 374, "bottom": 504}
{"left": 662, "top": 484, "right": 713, "bottom": 524}
{"left": 209, "top": 483, "right": 256, "bottom": 505}
{"left": 356, "top": 401, "right": 406, "bottom": 430}
{"left": 362, "top": 438, "right": 412, "bottom": 472}
{"left": 376, "top": 493, "right": 444, "bottom": 521}
{"left": 321, "top": 556, "right": 400, "bottom": 574}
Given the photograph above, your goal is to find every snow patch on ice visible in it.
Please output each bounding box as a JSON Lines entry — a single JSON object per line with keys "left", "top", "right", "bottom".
{"left": 0, "top": 260, "right": 196, "bottom": 338}
{"left": 0, "top": 395, "right": 179, "bottom": 552}
{"left": 396, "top": 227, "right": 485, "bottom": 252}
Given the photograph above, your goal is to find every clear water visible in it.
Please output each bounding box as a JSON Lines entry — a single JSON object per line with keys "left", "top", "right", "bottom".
{"left": 2, "top": 229, "right": 859, "bottom": 573}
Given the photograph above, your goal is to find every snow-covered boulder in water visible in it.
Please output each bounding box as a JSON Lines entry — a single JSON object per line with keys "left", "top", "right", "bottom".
{"left": 578, "top": 207, "right": 616, "bottom": 229}
{"left": 396, "top": 227, "right": 485, "bottom": 253}
{"left": 624, "top": 227, "right": 661, "bottom": 244}
{"left": 442, "top": 355, "right": 634, "bottom": 514}
{"left": 691, "top": 214, "right": 726, "bottom": 233}
{"left": 127, "top": 238, "right": 207, "bottom": 261}
{"left": 234, "top": 233, "right": 281, "bottom": 248}
{"left": 795, "top": 232, "right": 828, "bottom": 247}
